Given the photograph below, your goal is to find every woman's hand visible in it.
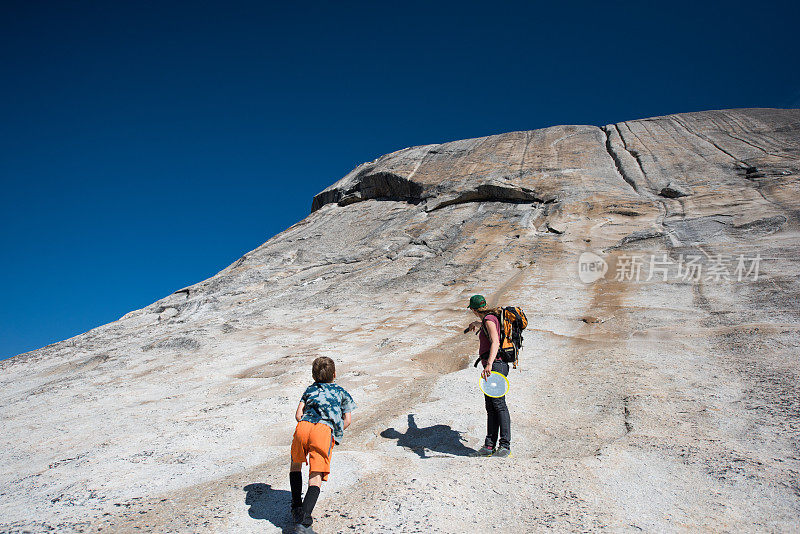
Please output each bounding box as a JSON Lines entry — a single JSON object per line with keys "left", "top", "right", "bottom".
{"left": 482, "top": 361, "right": 494, "bottom": 379}
{"left": 465, "top": 321, "right": 481, "bottom": 333}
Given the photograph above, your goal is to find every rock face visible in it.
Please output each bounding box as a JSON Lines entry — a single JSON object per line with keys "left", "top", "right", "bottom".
{"left": 1, "top": 108, "right": 799, "bottom": 533}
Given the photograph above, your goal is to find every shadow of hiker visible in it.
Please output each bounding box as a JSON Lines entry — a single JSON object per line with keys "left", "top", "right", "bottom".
{"left": 243, "top": 483, "right": 294, "bottom": 533}
{"left": 380, "top": 414, "right": 475, "bottom": 458}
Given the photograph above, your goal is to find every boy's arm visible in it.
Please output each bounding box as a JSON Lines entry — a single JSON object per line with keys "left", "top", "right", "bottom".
{"left": 295, "top": 401, "right": 305, "bottom": 422}
{"left": 342, "top": 411, "right": 352, "bottom": 430}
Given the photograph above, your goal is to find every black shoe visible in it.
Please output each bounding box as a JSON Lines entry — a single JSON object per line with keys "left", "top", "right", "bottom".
{"left": 493, "top": 446, "right": 511, "bottom": 458}
{"left": 295, "top": 524, "right": 317, "bottom": 533}
{"left": 291, "top": 505, "right": 304, "bottom": 524}
{"left": 469, "top": 446, "right": 494, "bottom": 457}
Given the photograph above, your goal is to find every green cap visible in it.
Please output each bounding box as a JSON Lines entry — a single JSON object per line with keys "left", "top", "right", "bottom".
{"left": 468, "top": 294, "right": 487, "bottom": 309}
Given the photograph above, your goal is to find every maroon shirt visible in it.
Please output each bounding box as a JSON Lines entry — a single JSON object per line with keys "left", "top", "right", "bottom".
{"left": 478, "top": 314, "right": 501, "bottom": 355}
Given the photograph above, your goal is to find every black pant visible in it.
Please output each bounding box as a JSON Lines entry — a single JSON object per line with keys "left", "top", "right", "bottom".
{"left": 483, "top": 359, "right": 511, "bottom": 449}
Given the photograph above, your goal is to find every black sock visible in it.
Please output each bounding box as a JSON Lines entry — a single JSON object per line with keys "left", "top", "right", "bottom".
{"left": 302, "top": 485, "right": 321, "bottom": 526}
{"left": 289, "top": 471, "right": 303, "bottom": 507}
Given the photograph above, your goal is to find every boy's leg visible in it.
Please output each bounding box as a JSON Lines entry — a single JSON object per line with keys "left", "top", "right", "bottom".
{"left": 301, "top": 471, "right": 323, "bottom": 526}
{"left": 302, "top": 424, "right": 333, "bottom": 527}
{"left": 290, "top": 421, "right": 312, "bottom": 518}
{"left": 308, "top": 471, "right": 323, "bottom": 487}
{"left": 289, "top": 462, "right": 303, "bottom": 509}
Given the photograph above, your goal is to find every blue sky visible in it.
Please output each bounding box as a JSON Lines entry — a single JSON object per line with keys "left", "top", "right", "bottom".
{"left": 1, "top": 0, "right": 798, "bottom": 359}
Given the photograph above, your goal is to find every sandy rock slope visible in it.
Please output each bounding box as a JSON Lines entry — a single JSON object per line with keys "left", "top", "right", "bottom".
{"left": 1, "top": 108, "right": 799, "bottom": 532}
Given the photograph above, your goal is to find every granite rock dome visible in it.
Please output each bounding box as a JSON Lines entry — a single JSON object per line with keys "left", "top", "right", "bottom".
{"left": 1, "top": 108, "right": 799, "bottom": 532}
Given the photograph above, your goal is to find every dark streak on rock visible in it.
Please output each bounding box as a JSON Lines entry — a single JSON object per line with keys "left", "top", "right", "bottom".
{"left": 622, "top": 395, "right": 632, "bottom": 433}
{"left": 602, "top": 125, "right": 639, "bottom": 193}
{"left": 607, "top": 229, "right": 667, "bottom": 249}
{"left": 426, "top": 184, "right": 555, "bottom": 212}
{"left": 659, "top": 186, "right": 689, "bottom": 198}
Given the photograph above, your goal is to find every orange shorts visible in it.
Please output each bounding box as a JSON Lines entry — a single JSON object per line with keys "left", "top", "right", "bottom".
{"left": 291, "top": 421, "right": 335, "bottom": 481}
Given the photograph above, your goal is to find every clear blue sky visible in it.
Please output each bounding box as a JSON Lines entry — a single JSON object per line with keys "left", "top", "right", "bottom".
{"left": 2, "top": 1, "right": 798, "bottom": 359}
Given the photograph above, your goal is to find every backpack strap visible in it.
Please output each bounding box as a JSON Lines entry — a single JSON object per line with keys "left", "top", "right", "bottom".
{"left": 479, "top": 316, "right": 490, "bottom": 345}
{"left": 483, "top": 310, "right": 507, "bottom": 347}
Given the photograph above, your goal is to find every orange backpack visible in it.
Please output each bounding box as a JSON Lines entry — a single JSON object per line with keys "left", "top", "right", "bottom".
{"left": 479, "top": 306, "right": 529, "bottom": 369}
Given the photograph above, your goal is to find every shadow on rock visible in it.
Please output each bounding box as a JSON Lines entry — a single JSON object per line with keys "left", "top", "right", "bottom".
{"left": 243, "top": 483, "right": 294, "bottom": 533}
{"left": 381, "top": 413, "right": 475, "bottom": 458}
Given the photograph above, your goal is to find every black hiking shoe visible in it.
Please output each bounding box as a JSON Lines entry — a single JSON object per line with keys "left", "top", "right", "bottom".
{"left": 295, "top": 524, "right": 317, "bottom": 533}
{"left": 493, "top": 446, "right": 511, "bottom": 458}
{"left": 291, "top": 505, "right": 304, "bottom": 524}
{"left": 469, "top": 446, "right": 494, "bottom": 457}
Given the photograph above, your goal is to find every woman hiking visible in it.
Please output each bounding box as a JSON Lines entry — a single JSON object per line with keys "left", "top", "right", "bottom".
{"left": 465, "top": 294, "right": 511, "bottom": 457}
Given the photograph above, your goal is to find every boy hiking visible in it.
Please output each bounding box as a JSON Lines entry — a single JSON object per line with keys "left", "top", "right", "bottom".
{"left": 290, "top": 356, "right": 356, "bottom": 533}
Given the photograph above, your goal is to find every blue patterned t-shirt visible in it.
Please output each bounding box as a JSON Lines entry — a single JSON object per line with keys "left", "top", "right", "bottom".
{"left": 300, "top": 382, "right": 356, "bottom": 444}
